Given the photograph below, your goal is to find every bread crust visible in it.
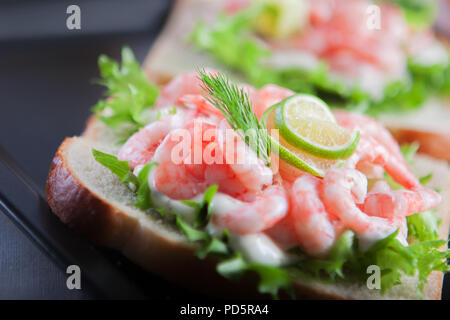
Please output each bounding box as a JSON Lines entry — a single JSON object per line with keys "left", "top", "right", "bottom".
{"left": 389, "top": 128, "right": 450, "bottom": 161}
{"left": 47, "top": 139, "right": 133, "bottom": 246}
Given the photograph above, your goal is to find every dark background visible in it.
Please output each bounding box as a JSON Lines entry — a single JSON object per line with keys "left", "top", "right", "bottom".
{"left": 0, "top": 0, "right": 174, "bottom": 299}
{"left": 0, "top": 0, "right": 448, "bottom": 299}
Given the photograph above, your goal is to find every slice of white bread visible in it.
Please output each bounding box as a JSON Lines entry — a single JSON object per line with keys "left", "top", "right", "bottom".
{"left": 46, "top": 115, "right": 450, "bottom": 299}
{"left": 143, "top": 0, "right": 450, "bottom": 161}
{"left": 142, "top": 0, "right": 237, "bottom": 85}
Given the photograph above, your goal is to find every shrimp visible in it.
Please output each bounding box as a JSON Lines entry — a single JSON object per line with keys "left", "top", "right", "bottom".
{"left": 153, "top": 72, "right": 204, "bottom": 109}
{"left": 155, "top": 70, "right": 258, "bottom": 118}
{"left": 151, "top": 119, "right": 263, "bottom": 200}
{"left": 334, "top": 110, "right": 420, "bottom": 189}
{"left": 294, "top": 0, "right": 408, "bottom": 78}
{"left": 211, "top": 183, "right": 289, "bottom": 235}
{"left": 361, "top": 180, "right": 441, "bottom": 240}
{"left": 334, "top": 110, "right": 404, "bottom": 161}
{"left": 217, "top": 119, "right": 273, "bottom": 194}
{"left": 265, "top": 214, "right": 299, "bottom": 250}
{"left": 322, "top": 168, "right": 396, "bottom": 240}
{"left": 118, "top": 110, "right": 196, "bottom": 169}
{"left": 289, "top": 174, "right": 339, "bottom": 257}
{"left": 363, "top": 183, "right": 441, "bottom": 219}
{"left": 350, "top": 136, "right": 419, "bottom": 190}
{"left": 148, "top": 117, "right": 287, "bottom": 233}
{"left": 151, "top": 120, "right": 217, "bottom": 199}
{"left": 178, "top": 94, "right": 224, "bottom": 118}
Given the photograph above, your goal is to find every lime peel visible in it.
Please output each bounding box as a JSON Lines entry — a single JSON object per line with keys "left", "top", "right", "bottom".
{"left": 262, "top": 104, "right": 339, "bottom": 178}
{"left": 274, "top": 94, "right": 360, "bottom": 160}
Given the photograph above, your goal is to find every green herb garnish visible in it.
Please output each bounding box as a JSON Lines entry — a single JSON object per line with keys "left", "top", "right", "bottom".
{"left": 199, "top": 70, "right": 272, "bottom": 166}
{"left": 135, "top": 162, "right": 158, "bottom": 210}
{"left": 217, "top": 253, "right": 291, "bottom": 299}
{"left": 181, "top": 184, "right": 219, "bottom": 228}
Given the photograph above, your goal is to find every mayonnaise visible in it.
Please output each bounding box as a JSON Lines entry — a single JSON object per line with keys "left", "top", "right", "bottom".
{"left": 229, "top": 233, "right": 294, "bottom": 266}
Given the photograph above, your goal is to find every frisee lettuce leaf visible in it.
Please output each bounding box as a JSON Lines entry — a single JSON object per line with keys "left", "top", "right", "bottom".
{"left": 135, "top": 162, "right": 158, "bottom": 210}
{"left": 217, "top": 253, "right": 292, "bottom": 299}
{"left": 180, "top": 184, "right": 218, "bottom": 228}
{"left": 408, "top": 59, "right": 450, "bottom": 96}
{"left": 407, "top": 210, "right": 441, "bottom": 242}
{"left": 176, "top": 215, "right": 232, "bottom": 259}
{"left": 191, "top": 6, "right": 268, "bottom": 76}
{"left": 92, "top": 47, "right": 159, "bottom": 135}
{"left": 401, "top": 142, "right": 420, "bottom": 165}
{"left": 92, "top": 149, "right": 138, "bottom": 187}
{"left": 91, "top": 149, "right": 156, "bottom": 210}
{"left": 419, "top": 173, "right": 433, "bottom": 186}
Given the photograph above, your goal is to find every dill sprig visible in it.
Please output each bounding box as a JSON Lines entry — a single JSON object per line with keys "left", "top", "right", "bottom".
{"left": 199, "top": 70, "right": 271, "bottom": 166}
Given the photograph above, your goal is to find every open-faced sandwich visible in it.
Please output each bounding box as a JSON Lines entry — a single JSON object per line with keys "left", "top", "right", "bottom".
{"left": 47, "top": 49, "right": 450, "bottom": 299}
{"left": 144, "top": 0, "right": 450, "bottom": 161}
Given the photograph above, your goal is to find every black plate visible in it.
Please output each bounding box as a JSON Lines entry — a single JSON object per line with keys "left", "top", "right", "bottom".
{"left": 0, "top": 0, "right": 447, "bottom": 300}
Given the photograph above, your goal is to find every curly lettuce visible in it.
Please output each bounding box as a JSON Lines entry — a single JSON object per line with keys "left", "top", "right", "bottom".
{"left": 92, "top": 47, "right": 160, "bottom": 136}
{"left": 408, "top": 210, "right": 441, "bottom": 242}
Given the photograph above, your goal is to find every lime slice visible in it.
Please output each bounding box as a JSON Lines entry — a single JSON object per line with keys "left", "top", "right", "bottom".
{"left": 253, "top": 0, "right": 309, "bottom": 39}
{"left": 262, "top": 105, "right": 339, "bottom": 178}
{"left": 274, "top": 94, "right": 360, "bottom": 159}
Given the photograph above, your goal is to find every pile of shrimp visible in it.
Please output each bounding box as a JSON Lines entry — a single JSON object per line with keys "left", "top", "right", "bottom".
{"left": 118, "top": 72, "right": 441, "bottom": 258}
{"left": 286, "top": 0, "right": 409, "bottom": 81}
{"left": 225, "top": 0, "right": 439, "bottom": 96}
